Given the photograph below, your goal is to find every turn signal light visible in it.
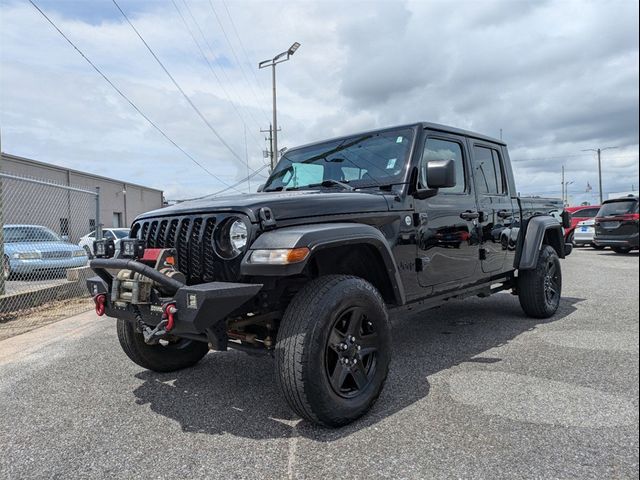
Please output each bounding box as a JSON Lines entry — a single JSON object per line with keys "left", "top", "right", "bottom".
{"left": 248, "top": 247, "right": 310, "bottom": 265}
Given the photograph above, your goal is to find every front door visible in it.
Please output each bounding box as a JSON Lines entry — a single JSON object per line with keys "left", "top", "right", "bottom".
{"left": 415, "top": 133, "right": 480, "bottom": 291}
{"left": 469, "top": 142, "right": 515, "bottom": 274}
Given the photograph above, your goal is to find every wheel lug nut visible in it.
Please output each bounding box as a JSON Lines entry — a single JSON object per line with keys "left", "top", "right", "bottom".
{"left": 356, "top": 345, "right": 361, "bottom": 351}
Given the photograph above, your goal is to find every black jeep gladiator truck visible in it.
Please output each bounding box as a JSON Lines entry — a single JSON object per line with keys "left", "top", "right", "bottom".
{"left": 88, "top": 122, "right": 572, "bottom": 427}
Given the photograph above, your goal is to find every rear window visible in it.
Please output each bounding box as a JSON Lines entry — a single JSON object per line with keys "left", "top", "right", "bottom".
{"left": 597, "top": 200, "right": 639, "bottom": 217}
{"left": 574, "top": 208, "right": 600, "bottom": 218}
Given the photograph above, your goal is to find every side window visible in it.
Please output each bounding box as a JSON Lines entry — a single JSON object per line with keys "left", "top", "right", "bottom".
{"left": 472, "top": 146, "right": 505, "bottom": 195}
{"left": 421, "top": 138, "right": 466, "bottom": 194}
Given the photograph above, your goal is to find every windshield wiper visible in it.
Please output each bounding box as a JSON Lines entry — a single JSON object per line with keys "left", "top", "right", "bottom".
{"left": 306, "top": 180, "right": 354, "bottom": 191}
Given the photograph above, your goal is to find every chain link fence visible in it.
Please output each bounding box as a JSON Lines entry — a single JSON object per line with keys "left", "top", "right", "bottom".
{"left": 0, "top": 172, "right": 101, "bottom": 339}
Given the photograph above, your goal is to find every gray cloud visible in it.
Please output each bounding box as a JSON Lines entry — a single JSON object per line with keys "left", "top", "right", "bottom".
{"left": 0, "top": 0, "right": 637, "bottom": 204}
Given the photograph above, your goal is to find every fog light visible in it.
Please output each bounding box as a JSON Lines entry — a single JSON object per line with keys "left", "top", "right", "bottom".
{"left": 93, "top": 238, "right": 115, "bottom": 258}
{"left": 120, "top": 239, "right": 145, "bottom": 258}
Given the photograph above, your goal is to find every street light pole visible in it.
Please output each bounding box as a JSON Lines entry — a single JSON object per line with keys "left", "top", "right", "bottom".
{"left": 582, "top": 146, "right": 617, "bottom": 204}
{"left": 271, "top": 63, "right": 277, "bottom": 171}
{"left": 259, "top": 42, "right": 301, "bottom": 171}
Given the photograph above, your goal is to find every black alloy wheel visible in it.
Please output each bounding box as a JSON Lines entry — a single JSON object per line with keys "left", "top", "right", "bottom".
{"left": 543, "top": 256, "right": 560, "bottom": 306}
{"left": 325, "top": 306, "right": 379, "bottom": 398}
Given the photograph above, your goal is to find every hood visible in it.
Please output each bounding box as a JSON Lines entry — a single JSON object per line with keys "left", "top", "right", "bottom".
{"left": 4, "top": 241, "right": 83, "bottom": 253}
{"left": 137, "top": 190, "right": 392, "bottom": 222}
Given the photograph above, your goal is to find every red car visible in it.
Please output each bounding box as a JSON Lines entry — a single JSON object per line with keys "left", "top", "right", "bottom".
{"left": 564, "top": 205, "right": 601, "bottom": 245}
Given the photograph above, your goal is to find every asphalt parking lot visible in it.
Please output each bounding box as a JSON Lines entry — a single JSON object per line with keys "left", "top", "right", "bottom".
{"left": 1, "top": 248, "right": 638, "bottom": 479}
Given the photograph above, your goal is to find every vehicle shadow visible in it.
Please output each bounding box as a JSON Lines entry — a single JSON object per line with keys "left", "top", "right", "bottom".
{"left": 132, "top": 294, "right": 584, "bottom": 441}
{"left": 596, "top": 251, "right": 639, "bottom": 257}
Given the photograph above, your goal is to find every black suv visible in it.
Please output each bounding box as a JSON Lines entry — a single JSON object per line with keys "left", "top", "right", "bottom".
{"left": 88, "top": 122, "right": 572, "bottom": 427}
{"left": 594, "top": 196, "right": 640, "bottom": 253}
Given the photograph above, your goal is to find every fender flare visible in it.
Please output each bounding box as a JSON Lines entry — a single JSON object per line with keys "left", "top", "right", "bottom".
{"left": 240, "top": 222, "right": 405, "bottom": 305}
{"left": 516, "top": 215, "right": 566, "bottom": 270}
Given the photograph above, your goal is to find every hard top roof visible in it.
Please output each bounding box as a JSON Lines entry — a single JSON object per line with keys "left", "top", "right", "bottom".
{"left": 287, "top": 122, "right": 505, "bottom": 152}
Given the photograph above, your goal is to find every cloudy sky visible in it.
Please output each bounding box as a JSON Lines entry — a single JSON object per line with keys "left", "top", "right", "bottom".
{"left": 1, "top": 0, "right": 638, "bottom": 203}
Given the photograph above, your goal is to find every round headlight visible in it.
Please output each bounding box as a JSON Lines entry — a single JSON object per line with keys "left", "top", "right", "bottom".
{"left": 215, "top": 217, "right": 249, "bottom": 259}
{"left": 229, "top": 219, "right": 248, "bottom": 253}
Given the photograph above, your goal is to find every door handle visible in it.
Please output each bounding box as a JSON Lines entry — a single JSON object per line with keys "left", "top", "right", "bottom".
{"left": 460, "top": 210, "right": 480, "bottom": 220}
{"left": 497, "top": 209, "right": 511, "bottom": 219}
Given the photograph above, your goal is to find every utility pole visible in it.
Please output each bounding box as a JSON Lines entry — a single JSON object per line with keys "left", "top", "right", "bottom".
{"left": 244, "top": 125, "right": 250, "bottom": 193}
{"left": 259, "top": 42, "right": 301, "bottom": 171}
{"left": 582, "top": 146, "right": 618, "bottom": 204}
{"left": 261, "top": 125, "right": 273, "bottom": 171}
{"left": 260, "top": 124, "right": 280, "bottom": 172}
{"left": 561, "top": 165, "right": 564, "bottom": 205}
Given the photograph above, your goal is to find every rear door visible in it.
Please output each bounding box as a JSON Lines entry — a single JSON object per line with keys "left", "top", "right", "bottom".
{"left": 469, "top": 142, "right": 515, "bottom": 274}
{"left": 415, "top": 132, "right": 480, "bottom": 291}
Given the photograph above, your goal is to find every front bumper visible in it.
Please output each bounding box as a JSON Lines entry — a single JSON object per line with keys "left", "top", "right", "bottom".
{"left": 10, "top": 256, "right": 88, "bottom": 274}
{"left": 87, "top": 259, "right": 262, "bottom": 338}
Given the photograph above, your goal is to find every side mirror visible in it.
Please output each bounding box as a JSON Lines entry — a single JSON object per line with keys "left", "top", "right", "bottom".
{"left": 426, "top": 159, "right": 456, "bottom": 189}
{"left": 61, "top": 235, "right": 70, "bottom": 242}
{"left": 413, "top": 159, "right": 456, "bottom": 200}
{"left": 257, "top": 183, "right": 265, "bottom": 192}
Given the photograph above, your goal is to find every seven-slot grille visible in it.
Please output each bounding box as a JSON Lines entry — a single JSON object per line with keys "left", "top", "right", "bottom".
{"left": 42, "top": 251, "right": 72, "bottom": 259}
{"left": 132, "top": 215, "right": 244, "bottom": 284}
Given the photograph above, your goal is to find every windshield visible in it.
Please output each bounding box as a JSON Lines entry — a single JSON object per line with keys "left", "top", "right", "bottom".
{"left": 263, "top": 128, "right": 414, "bottom": 192}
{"left": 597, "top": 199, "right": 638, "bottom": 217}
{"left": 3, "top": 226, "right": 62, "bottom": 243}
{"left": 113, "top": 230, "right": 130, "bottom": 239}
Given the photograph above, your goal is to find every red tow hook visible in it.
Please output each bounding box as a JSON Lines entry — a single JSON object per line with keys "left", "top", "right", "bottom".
{"left": 164, "top": 303, "right": 177, "bottom": 331}
{"left": 94, "top": 294, "right": 106, "bottom": 316}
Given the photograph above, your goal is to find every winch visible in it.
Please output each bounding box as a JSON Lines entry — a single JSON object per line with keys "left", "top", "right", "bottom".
{"left": 110, "top": 248, "right": 185, "bottom": 307}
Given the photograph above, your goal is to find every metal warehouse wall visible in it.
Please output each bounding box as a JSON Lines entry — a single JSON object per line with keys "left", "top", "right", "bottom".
{"left": 1, "top": 153, "right": 164, "bottom": 239}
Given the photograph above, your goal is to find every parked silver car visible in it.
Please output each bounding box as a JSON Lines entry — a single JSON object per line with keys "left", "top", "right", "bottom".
{"left": 2, "top": 224, "right": 88, "bottom": 280}
{"left": 573, "top": 219, "right": 605, "bottom": 249}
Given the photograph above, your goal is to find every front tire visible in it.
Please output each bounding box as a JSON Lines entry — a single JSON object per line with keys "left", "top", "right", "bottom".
{"left": 116, "top": 318, "right": 209, "bottom": 372}
{"left": 518, "top": 245, "right": 562, "bottom": 319}
{"left": 2, "top": 255, "right": 11, "bottom": 281}
{"left": 275, "top": 275, "right": 391, "bottom": 427}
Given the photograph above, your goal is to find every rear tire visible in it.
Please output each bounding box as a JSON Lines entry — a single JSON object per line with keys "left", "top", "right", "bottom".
{"left": 612, "top": 247, "right": 631, "bottom": 254}
{"left": 116, "top": 318, "right": 209, "bottom": 372}
{"left": 592, "top": 244, "right": 605, "bottom": 250}
{"left": 518, "top": 245, "right": 562, "bottom": 319}
{"left": 275, "top": 275, "right": 391, "bottom": 427}
{"left": 567, "top": 230, "right": 575, "bottom": 246}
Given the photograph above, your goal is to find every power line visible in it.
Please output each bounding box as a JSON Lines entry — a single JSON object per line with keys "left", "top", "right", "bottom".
{"left": 206, "top": 0, "right": 270, "bottom": 124}
{"left": 176, "top": 163, "right": 270, "bottom": 201}
{"left": 169, "top": 0, "right": 263, "bottom": 152}
{"left": 221, "top": 0, "right": 268, "bottom": 95}
{"left": 27, "top": 0, "right": 235, "bottom": 190}
{"left": 112, "top": 0, "right": 248, "bottom": 178}
{"left": 179, "top": 0, "right": 267, "bottom": 134}
{"left": 210, "top": 164, "right": 270, "bottom": 197}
